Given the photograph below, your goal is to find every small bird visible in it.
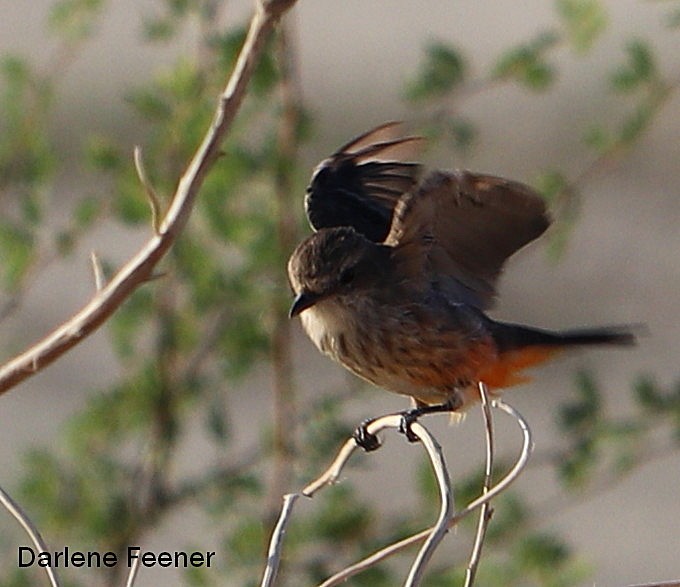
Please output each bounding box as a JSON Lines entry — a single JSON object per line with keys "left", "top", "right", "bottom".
{"left": 287, "top": 122, "right": 635, "bottom": 447}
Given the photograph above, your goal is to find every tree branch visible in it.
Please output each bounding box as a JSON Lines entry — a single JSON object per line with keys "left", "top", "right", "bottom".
{"left": 0, "top": 0, "right": 298, "bottom": 396}
{"left": 318, "top": 399, "right": 533, "bottom": 587}
{"left": 261, "top": 414, "right": 453, "bottom": 587}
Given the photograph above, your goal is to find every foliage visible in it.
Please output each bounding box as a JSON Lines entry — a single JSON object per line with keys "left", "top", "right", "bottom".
{"left": 0, "top": 1, "right": 677, "bottom": 586}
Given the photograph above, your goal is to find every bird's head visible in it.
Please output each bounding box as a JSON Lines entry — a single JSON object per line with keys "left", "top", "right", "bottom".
{"left": 287, "top": 227, "right": 390, "bottom": 318}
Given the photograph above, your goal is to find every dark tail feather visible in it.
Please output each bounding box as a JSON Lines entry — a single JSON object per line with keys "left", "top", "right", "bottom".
{"left": 491, "top": 321, "right": 640, "bottom": 352}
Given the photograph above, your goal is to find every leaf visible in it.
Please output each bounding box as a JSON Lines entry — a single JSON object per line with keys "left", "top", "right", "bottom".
{"left": 0, "top": 222, "right": 34, "bottom": 289}
{"left": 405, "top": 41, "right": 466, "bottom": 101}
{"left": 85, "top": 136, "right": 123, "bottom": 171}
{"left": 534, "top": 169, "right": 569, "bottom": 205}
{"left": 48, "top": 0, "right": 105, "bottom": 43}
{"left": 557, "top": 0, "right": 608, "bottom": 52}
{"left": 492, "top": 32, "right": 559, "bottom": 91}
{"left": 559, "top": 370, "right": 601, "bottom": 433}
{"left": 618, "top": 102, "right": 653, "bottom": 145}
{"left": 611, "top": 39, "right": 657, "bottom": 92}
{"left": 583, "top": 124, "right": 614, "bottom": 153}
{"left": 634, "top": 374, "right": 666, "bottom": 412}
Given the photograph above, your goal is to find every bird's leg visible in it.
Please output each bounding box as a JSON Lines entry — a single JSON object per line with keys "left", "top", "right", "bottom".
{"left": 399, "top": 394, "right": 463, "bottom": 442}
{"left": 352, "top": 417, "right": 382, "bottom": 452}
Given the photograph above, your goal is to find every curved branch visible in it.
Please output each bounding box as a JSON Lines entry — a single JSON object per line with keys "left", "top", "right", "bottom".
{"left": 464, "top": 382, "right": 495, "bottom": 587}
{"left": 261, "top": 414, "right": 452, "bottom": 587}
{"left": 319, "top": 399, "right": 533, "bottom": 587}
{"left": 0, "top": 483, "right": 61, "bottom": 587}
{"left": 0, "top": 0, "right": 298, "bottom": 396}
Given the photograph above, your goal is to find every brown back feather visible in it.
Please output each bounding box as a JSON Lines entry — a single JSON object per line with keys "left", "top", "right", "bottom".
{"left": 386, "top": 170, "right": 551, "bottom": 308}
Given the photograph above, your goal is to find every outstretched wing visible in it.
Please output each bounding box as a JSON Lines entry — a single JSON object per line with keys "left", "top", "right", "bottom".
{"left": 386, "top": 170, "right": 551, "bottom": 309}
{"left": 305, "top": 122, "right": 423, "bottom": 243}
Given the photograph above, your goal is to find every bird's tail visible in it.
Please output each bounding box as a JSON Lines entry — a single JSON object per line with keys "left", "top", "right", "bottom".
{"left": 491, "top": 321, "right": 638, "bottom": 351}
{"left": 479, "top": 321, "right": 639, "bottom": 389}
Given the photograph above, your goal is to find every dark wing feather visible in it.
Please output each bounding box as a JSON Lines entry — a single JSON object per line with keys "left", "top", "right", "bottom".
{"left": 305, "top": 122, "right": 423, "bottom": 243}
{"left": 386, "top": 170, "right": 551, "bottom": 309}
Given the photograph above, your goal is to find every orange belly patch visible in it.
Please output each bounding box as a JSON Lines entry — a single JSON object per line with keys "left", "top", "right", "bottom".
{"left": 478, "top": 346, "right": 561, "bottom": 389}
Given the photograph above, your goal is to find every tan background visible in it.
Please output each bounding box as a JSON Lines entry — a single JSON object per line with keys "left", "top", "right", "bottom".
{"left": 1, "top": 1, "right": 679, "bottom": 585}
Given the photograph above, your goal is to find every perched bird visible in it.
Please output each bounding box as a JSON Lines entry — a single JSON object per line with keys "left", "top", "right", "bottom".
{"left": 287, "top": 122, "right": 635, "bottom": 446}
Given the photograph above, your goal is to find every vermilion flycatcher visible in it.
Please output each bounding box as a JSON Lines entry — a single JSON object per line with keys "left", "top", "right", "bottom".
{"left": 287, "top": 123, "right": 635, "bottom": 446}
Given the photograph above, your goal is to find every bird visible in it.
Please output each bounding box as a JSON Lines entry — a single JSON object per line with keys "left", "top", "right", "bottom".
{"left": 287, "top": 122, "right": 636, "bottom": 448}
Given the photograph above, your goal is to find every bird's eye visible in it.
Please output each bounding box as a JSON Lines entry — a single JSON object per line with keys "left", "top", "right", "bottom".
{"left": 339, "top": 267, "right": 356, "bottom": 285}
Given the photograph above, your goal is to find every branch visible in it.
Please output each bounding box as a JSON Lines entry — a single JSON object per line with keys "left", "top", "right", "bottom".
{"left": 261, "top": 414, "right": 452, "bottom": 587}
{"left": 464, "top": 382, "right": 495, "bottom": 587}
{"left": 318, "top": 399, "right": 533, "bottom": 587}
{"left": 0, "top": 0, "right": 298, "bottom": 396}
{"left": 0, "top": 483, "right": 61, "bottom": 587}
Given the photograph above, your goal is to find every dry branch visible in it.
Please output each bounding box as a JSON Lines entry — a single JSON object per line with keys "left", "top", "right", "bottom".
{"left": 0, "top": 0, "right": 297, "bottom": 396}
{"left": 261, "top": 414, "right": 453, "bottom": 587}
{"left": 0, "top": 484, "right": 61, "bottom": 587}
{"left": 464, "top": 382, "right": 495, "bottom": 587}
{"left": 318, "top": 399, "right": 533, "bottom": 587}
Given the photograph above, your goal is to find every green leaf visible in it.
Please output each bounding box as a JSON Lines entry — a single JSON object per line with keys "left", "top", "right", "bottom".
{"left": 0, "top": 222, "right": 34, "bottom": 289}
{"left": 583, "top": 124, "right": 614, "bottom": 153}
{"left": 557, "top": 0, "right": 607, "bottom": 52}
{"left": 109, "top": 289, "right": 154, "bottom": 359}
{"left": 142, "top": 17, "right": 177, "bottom": 42}
{"left": 516, "top": 533, "right": 570, "bottom": 570}
{"left": 634, "top": 375, "right": 666, "bottom": 412}
{"left": 534, "top": 170, "right": 569, "bottom": 205}
{"left": 618, "top": 102, "right": 653, "bottom": 145}
{"left": 48, "top": 0, "right": 105, "bottom": 42}
{"left": 310, "top": 485, "right": 372, "bottom": 543}
{"left": 126, "top": 88, "right": 173, "bottom": 122}
{"left": 214, "top": 29, "right": 279, "bottom": 97}
{"left": 492, "top": 32, "right": 559, "bottom": 91}
{"left": 611, "top": 39, "right": 657, "bottom": 92}
{"left": 405, "top": 42, "right": 466, "bottom": 101}
{"left": 446, "top": 117, "right": 477, "bottom": 152}
{"left": 74, "top": 196, "right": 102, "bottom": 228}
{"left": 559, "top": 370, "right": 601, "bottom": 432}
{"left": 85, "top": 136, "right": 123, "bottom": 171}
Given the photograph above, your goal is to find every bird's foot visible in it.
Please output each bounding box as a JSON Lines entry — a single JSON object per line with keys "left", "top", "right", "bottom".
{"left": 397, "top": 395, "right": 463, "bottom": 443}
{"left": 352, "top": 418, "right": 382, "bottom": 452}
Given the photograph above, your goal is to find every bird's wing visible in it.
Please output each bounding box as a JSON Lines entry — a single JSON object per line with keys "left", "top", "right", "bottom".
{"left": 305, "top": 122, "right": 423, "bottom": 243}
{"left": 385, "top": 170, "right": 551, "bottom": 309}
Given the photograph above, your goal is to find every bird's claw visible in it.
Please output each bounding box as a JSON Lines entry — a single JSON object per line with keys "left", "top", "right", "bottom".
{"left": 398, "top": 412, "right": 421, "bottom": 443}
{"left": 352, "top": 420, "right": 381, "bottom": 452}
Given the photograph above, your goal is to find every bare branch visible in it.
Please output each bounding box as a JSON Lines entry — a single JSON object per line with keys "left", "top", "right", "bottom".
{"left": 125, "top": 553, "right": 141, "bottom": 587}
{"left": 90, "top": 251, "right": 105, "bottom": 292}
{"left": 0, "top": 0, "right": 298, "bottom": 396}
{"left": 403, "top": 420, "right": 453, "bottom": 587}
{"left": 0, "top": 483, "right": 62, "bottom": 587}
{"left": 319, "top": 399, "right": 533, "bottom": 587}
{"left": 262, "top": 414, "right": 452, "bottom": 587}
{"left": 133, "top": 146, "right": 162, "bottom": 236}
{"left": 464, "top": 382, "right": 494, "bottom": 587}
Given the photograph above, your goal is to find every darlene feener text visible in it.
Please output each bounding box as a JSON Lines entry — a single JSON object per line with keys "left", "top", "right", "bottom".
{"left": 18, "top": 546, "right": 216, "bottom": 568}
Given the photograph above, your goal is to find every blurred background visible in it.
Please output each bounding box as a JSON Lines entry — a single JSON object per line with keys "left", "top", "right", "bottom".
{"left": 0, "top": 1, "right": 678, "bottom": 586}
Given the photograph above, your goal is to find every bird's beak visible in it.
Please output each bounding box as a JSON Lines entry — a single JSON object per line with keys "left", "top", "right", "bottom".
{"left": 289, "top": 291, "right": 320, "bottom": 318}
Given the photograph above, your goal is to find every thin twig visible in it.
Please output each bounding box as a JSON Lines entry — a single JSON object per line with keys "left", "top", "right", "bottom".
{"left": 125, "top": 552, "right": 141, "bottom": 587}
{"left": 262, "top": 414, "right": 452, "bottom": 587}
{"left": 261, "top": 492, "right": 301, "bottom": 587}
{"left": 464, "top": 382, "right": 495, "bottom": 587}
{"left": 318, "top": 399, "right": 533, "bottom": 587}
{"left": 0, "top": 483, "right": 61, "bottom": 587}
{"left": 267, "top": 16, "right": 302, "bottom": 524}
{"left": 133, "top": 146, "right": 163, "bottom": 236}
{"left": 90, "top": 251, "right": 105, "bottom": 291}
{"left": 403, "top": 421, "right": 453, "bottom": 587}
{"left": 0, "top": 0, "right": 298, "bottom": 396}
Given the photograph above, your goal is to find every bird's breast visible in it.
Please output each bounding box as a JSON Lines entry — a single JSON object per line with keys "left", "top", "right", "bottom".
{"left": 298, "top": 296, "right": 497, "bottom": 405}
